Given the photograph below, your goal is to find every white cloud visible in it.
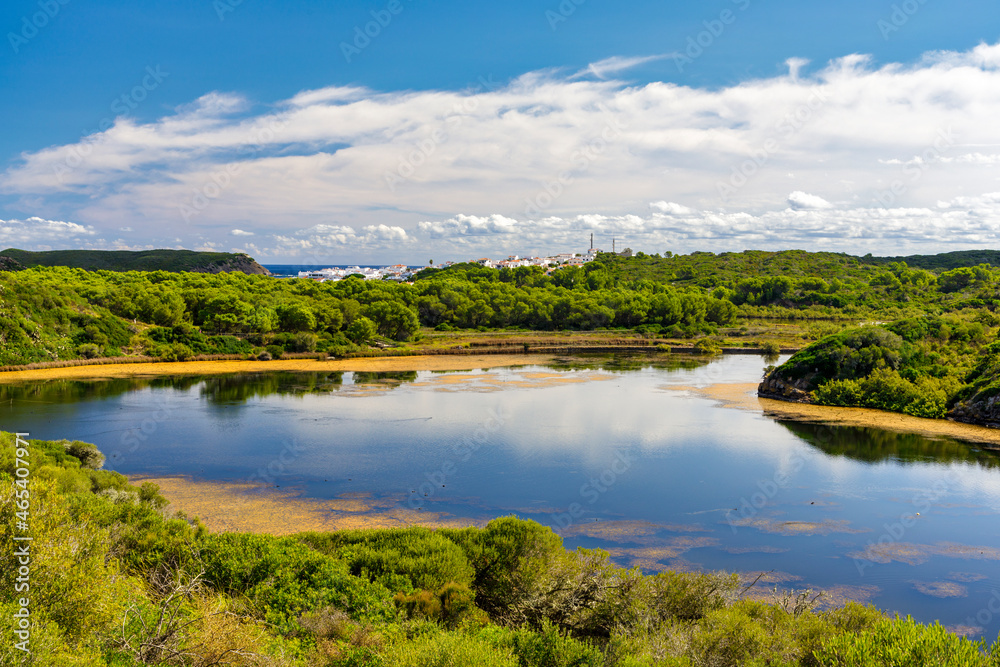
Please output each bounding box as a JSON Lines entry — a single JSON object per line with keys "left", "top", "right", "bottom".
{"left": 266, "top": 222, "right": 410, "bottom": 258}
{"left": 407, "top": 191, "right": 1000, "bottom": 257}
{"left": 0, "top": 217, "right": 95, "bottom": 248}
{"left": 574, "top": 55, "right": 669, "bottom": 80}
{"left": 5, "top": 42, "right": 1000, "bottom": 259}
{"left": 230, "top": 229, "right": 254, "bottom": 236}
{"left": 787, "top": 191, "right": 833, "bottom": 210}
{"left": 649, "top": 201, "right": 695, "bottom": 216}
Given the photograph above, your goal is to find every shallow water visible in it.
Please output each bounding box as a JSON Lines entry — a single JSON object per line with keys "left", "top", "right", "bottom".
{"left": 4, "top": 354, "right": 1000, "bottom": 639}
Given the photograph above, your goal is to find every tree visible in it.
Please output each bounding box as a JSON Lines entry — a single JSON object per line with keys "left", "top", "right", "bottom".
{"left": 346, "top": 316, "right": 377, "bottom": 345}
{"left": 364, "top": 301, "right": 420, "bottom": 340}
{"left": 276, "top": 302, "right": 317, "bottom": 332}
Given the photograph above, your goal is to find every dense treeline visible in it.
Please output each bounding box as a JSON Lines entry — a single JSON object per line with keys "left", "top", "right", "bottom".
{"left": 3, "top": 432, "right": 999, "bottom": 666}
{"left": 0, "top": 263, "right": 736, "bottom": 366}
{"left": 3, "top": 249, "right": 1000, "bottom": 367}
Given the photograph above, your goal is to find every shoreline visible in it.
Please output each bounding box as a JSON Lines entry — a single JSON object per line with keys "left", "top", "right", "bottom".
{"left": 0, "top": 353, "right": 561, "bottom": 383}
{"left": 671, "top": 383, "right": 1000, "bottom": 449}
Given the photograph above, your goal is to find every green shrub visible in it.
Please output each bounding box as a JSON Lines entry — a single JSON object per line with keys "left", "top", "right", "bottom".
{"left": 693, "top": 338, "right": 723, "bottom": 355}
{"left": 298, "top": 526, "right": 475, "bottom": 593}
{"left": 198, "top": 532, "right": 396, "bottom": 632}
{"left": 76, "top": 343, "right": 102, "bottom": 359}
{"left": 478, "top": 620, "right": 603, "bottom": 667}
{"left": 814, "top": 379, "right": 863, "bottom": 407}
{"left": 386, "top": 631, "right": 518, "bottom": 667}
{"left": 814, "top": 616, "right": 992, "bottom": 666}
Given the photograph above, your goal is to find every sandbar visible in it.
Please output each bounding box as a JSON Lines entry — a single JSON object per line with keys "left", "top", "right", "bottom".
{"left": 0, "top": 354, "right": 556, "bottom": 383}
{"left": 670, "top": 383, "right": 1000, "bottom": 448}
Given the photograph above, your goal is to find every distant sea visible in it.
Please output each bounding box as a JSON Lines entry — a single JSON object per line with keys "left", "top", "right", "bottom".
{"left": 263, "top": 264, "right": 388, "bottom": 278}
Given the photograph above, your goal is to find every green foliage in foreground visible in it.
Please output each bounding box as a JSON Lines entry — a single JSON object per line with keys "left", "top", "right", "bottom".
{"left": 2, "top": 433, "right": 999, "bottom": 666}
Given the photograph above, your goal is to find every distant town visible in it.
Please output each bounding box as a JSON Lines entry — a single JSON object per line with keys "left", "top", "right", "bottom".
{"left": 295, "top": 245, "right": 628, "bottom": 282}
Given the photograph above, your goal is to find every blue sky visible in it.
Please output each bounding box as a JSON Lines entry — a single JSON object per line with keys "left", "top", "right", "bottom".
{"left": 3, "top": 0, "right": 1000, "bottom": 263}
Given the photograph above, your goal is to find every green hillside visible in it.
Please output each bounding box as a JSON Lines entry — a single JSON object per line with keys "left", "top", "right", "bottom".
{"left": 0, "top": 248, "right": 269, "bottom": 274}
{"left": 866, "top": 249, "right": 1000, "bottom": 271}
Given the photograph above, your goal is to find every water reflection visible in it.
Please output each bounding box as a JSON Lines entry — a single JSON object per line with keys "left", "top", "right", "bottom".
{"left": 0, "top": 370, "right": 425, "bottom": 406}
{"left": 777, "top": 420, "right": 1000, "bottom": 469}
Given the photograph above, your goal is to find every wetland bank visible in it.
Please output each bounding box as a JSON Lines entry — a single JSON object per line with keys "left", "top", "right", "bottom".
{"left": 6, "top": 351, "right": 1000, "bottom": 641}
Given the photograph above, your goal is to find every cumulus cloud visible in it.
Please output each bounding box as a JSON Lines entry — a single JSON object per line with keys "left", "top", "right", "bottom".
{"left": 230, "top": 229, "right": 254, "bottom": 236}
{"left": 408, "top": 191, "right": 1000, "bottom": 257}
{"left": 787, "top": 191, "right": 833, "bottom": 210}
{"left": 267, "top": 223, "right": 410, "bottom": 258}
{"left": 0, "top": 217, "right": 95, "bottom": 247}
{"left": 4, "top": 42, "right": 1000, "bottom": 259}
{"left": 417, "top": 214, "right": 519, "bottom": 238}
{"left": 649, "top": 201, "right": 696, "bottom": 216}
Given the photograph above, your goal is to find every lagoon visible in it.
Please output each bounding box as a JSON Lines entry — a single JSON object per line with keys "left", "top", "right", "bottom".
{"left": 3, "top": 354, "right": 1000, "bottom": 639}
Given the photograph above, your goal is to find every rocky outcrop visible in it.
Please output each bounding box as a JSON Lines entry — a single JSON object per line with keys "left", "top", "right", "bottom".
{"left": 195, "top": 254, "right": 270, "bottom": 275}
{"left": 0, "top": 255, "right": 22, "bottom": 271}
{"left": 757, "top": 374, "right": 813, "bottom": 403}
{"left": 948, "top": 395, "right": 1000, "bottom": 429}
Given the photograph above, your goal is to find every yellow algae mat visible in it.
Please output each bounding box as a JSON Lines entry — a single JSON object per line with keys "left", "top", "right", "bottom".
{"left": 0, "top": 354, "right": 556, "bottom": 383}
{"left": 131, "top": 476, "right": 482, "bottom": 536}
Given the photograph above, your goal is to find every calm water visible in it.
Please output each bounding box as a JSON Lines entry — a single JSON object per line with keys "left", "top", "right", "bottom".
{"left": 4, "top": 354, "right": 1000, "bottom": 639}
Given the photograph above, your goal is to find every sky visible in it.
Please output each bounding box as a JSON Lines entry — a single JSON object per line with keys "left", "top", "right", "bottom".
{"left": 3, "top": 0, "right": 1000, "bottom": 264}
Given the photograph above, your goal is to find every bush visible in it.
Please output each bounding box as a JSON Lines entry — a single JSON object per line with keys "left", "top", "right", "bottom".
{"left": 693, "top": 338, "right": 723, "bottom": 355}
{"left": 298, "top": 526, "right": 475, "bottom": 593}
{"left": 197, "top": 532, "right": 396, "bottom": 632}
{"left": 265, "top": 344, "right": 284, "bottom": 360}
{"left": 814, "top": 379, "right": 863, "bottom": 407}
{"left": 814, "top": 616, "right": 993, "bottom": 666}
{"left": 76, "top": 343, "right": 102, "bottom": 359}
{"left": 291, "top": 331, "right": 318, "bottom": 352}
{"left": 154, "top": 342, "right": 194, "bottom": 362}
{"left": 64, "top": 440, "right": 105, "bottom": 469}
{"left": 386, "top": 631, "right": 518, "bottom": 667}
{"left": 479, "top": 620, "right": 603, "bottom": 667}
{"left": 760, "top": 341, "right": 782, "bottom": 357}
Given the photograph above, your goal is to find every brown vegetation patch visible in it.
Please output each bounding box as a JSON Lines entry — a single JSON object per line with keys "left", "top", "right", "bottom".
{"left": 605, "top": 537, "right": 720, "bottom": 570}
{"left": 947, "top": 625, "right": 983, "bottom": 638}
{"left": 728, "top": 516, "right": 867, "bottom": 536}
{"left": 130, "top": 475, "right": 483, "bottom": 535}
{"left": 948, "top": 571, "right": 989, "bottom": 582}
{"left": 816, "top": 584, "right": 881, "bottom": 608}
{"left": 911, "top": 580, "right": 968, "bottom": 598}
{"left": 560, "top": 519, "right": 711, "bottom": 543}
{"left": 722, "top": 545, "right": 790, "bottom": 555}
{"left": 847, "top": 541, "right": 1000, "bottom": 566}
